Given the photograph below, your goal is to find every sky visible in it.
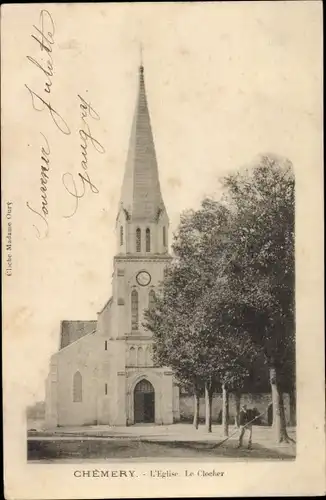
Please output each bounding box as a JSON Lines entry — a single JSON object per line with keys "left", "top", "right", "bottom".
{"left": 2, "top": 2, "right": 322, "bottom": 405}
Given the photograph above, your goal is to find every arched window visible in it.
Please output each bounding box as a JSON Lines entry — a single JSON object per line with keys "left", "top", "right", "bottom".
{"left": 148, "top": 290, "right": 156, "bottom": 310}
{"left": 146, "top": 228, "right": 151, "bottom": 252}
{"left": 136, "top": 228, "right": 141, "bottom": 252}
{"left": 120, "top": 226, "right": 124, "bottom": 246}
{"left": 73, "top": 371, "right": 82, "bottom": 402}
{"left": 138, "top": 347, "right": 145, "bottom": 366}
{"left": 145, "top": 346, "right": 153, "bottom": 366}
{"left": 163, "top": 226, "right": 166, "bottom": 247}
{"left": 144, "top": 347, "right": 148, "bottom": 366}
{"left": 131, "top": 290, "right": 139, "bottom": 330}
{"left": 129, "top": 347, "right": 136, "bottom": 366}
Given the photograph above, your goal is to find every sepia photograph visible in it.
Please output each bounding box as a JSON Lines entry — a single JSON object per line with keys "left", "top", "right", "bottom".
{"left": 28, "top": 49, "right": 296, "bottom": 464}
{"left": 2, "top": 2, "right": 324, "bottom": 498}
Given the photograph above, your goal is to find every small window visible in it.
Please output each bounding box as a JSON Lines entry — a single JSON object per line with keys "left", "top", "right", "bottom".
{"left": 120, "top": 226, "right": 124, "bottom": 246}
{"left": 105, "top": 340, "right": 108, "bottom": 351}
{"left": 73, "top": 371, "right": 82, "bottom": 402}
{"left": 146, "top": 228, "right": 151, "bottom": 252}
{"left": 105, "top": 383, "right": 108, "bottom": 395}
{"left": 136, "top": 228, "right": 141, "bottom": 252}
{"left": 163, "top": 226, "right": 166, "bottom": 247}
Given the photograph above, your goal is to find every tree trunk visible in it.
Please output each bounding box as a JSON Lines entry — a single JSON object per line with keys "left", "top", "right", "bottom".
{"left": 193, "top": 389, "right": 200, "bottom": 429}
{"left": 269, "top": 366, "right": 292, "bottom": 443}
{"left": 205, "top": 382, "right": 213, "bottom": 433}
{"left": 234, "top": 390, "right": 241, "bottom": 428}
{"left": 289, "top": 388, "right": 296, "bottom": 426}
{"left": 222, "top": 383, "right": 229, "bottom": 437}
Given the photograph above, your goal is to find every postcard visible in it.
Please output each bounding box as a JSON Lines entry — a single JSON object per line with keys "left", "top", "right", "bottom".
{"left": 2, "top": 2, "right": 325, "bottom": 499}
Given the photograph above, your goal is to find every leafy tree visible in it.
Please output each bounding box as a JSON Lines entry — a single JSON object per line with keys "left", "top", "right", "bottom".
{"left": 221, "top": 154, "right": 295, "bottom": 442}
{"left": 144, "top": 200, "right": 258, "bottom": 433}
{"left": 145, "top": 153, "right": 295, "bottom": 443}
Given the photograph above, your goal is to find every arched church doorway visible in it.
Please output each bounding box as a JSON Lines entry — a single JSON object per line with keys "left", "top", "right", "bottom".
{"left": 134, "top": 379, "right": 155, "bottom": 423}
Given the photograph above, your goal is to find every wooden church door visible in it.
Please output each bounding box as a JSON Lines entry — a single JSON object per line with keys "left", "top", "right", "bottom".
{"left": 134, "top": 379, "right": 155, "bottom": 423}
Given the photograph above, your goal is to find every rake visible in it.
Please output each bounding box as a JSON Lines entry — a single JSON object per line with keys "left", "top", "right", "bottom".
{"left": 212, "top": 402, "right": 274, "bottom": 449}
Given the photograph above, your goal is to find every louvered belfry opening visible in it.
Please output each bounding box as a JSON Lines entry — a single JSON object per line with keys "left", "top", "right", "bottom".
{"left": 146, "top": 228, "right": 151, "bottom": 252}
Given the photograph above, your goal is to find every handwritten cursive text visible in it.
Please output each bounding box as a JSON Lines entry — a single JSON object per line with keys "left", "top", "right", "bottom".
{"left": 25, "top": 10, "right": 70, "bottom": 135}
{"left": 26, "top": 133, "right": 51, "bottom": 239}
{"left": 62, "top": 94, "right": 105, "bottom": 218}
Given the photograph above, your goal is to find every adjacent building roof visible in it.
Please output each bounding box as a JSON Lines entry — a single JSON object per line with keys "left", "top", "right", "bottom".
{"left": 60, "top": 320, "right": 97, "bottom": 349}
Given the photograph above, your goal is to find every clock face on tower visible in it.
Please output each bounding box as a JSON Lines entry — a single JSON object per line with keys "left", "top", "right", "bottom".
{"left": 136, "top": 271, "right": 151, "bottom": 287}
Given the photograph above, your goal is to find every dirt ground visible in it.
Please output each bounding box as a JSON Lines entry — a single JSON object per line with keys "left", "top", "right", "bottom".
{"left": 27, "top": 422, "right": 296, "bottom": 462}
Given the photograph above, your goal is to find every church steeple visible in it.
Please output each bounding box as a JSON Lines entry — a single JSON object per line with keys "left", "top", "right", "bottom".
{"left": 118, "top": 59, "right": 166, "bottom": 222}
{"left": 117, "top": 55, "right": 169, "bottom": 256}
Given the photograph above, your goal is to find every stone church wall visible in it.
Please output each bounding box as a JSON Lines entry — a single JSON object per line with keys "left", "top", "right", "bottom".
{"left": 179, "top": 393, "right": 291, "bottom": 425}
{"left": 55, "top": 333, "right": 100, "bottom": 426}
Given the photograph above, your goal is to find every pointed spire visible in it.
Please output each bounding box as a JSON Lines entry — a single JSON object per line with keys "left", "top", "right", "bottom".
{"left": 139, "top": 43, "right": 144, "bottom": 80}
{"left": 139, "top": 42, "right": 143, "bottom": 69}
{"left": 119, "top": 54, "right": 166, "bottom": 222}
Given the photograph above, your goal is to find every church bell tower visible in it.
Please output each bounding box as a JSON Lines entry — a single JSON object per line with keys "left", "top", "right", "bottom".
{"left": 44, "top": 53, "right": 179, "bottom": 430}
{"left": 116, "top": 62, "right": 169, "bottom": 257}
{"left": 107, "top": 56, "right": 176, "bottom": 426}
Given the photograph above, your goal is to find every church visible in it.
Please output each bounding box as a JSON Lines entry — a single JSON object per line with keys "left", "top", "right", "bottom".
{"left": 45, "top": 61, "right": 180, "bottom": 427}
